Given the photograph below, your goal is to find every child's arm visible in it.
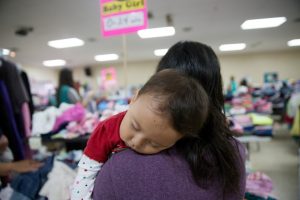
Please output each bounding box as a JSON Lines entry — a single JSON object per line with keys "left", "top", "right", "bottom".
{"left": 71, "top": 154, "right": 103, "bottom": 200}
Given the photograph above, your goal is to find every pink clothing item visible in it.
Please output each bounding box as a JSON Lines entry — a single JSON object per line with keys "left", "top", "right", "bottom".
{"left": 257, "top": 102, "right": 272, "bottom": 114}
{"left": 233, "top": 115, "right": 253, "bottom": 127}
{"left": 232, "top": 98, "right": 243, "bottom": 106}
{"left": 66, "top": 114, "right": 99, "bottom": 136}
{"left": 21, "top": 103, "right": 33, "bottom": 158}
{"left": 52, "top": 103, "right": 85, "bottom": 132}
{"left": 254, "top": 99, "right": 267, "bottom": 108}
{"left": 246, "top": 172, "right": 273, "bottom": 198}
{"left": 21, "top": 103, "right": 31, "bottom": 137}
{"left": 230, "top": 121, "right": 244, "bottom": 135}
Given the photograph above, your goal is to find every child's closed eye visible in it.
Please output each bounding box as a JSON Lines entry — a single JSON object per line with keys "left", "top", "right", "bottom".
{"left": 131, "top": 123, "right": 139, "bottom": 131}
{"left": 149, "top": 141, "right": 162, "bottom": 148}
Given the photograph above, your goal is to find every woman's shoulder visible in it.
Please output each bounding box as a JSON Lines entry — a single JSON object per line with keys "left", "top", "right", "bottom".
{"left": 229, "top": 137, "right": 247, "bottom": 163}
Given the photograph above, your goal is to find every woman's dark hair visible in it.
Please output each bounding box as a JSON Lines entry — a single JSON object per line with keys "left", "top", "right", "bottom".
{"left": 157, "top": 41, "right": 241, "bottom": 194}
{"left": 138, "top": 69, "right": 209, "bottom": 137}
{"left": 57, "top": 68, "right": 74, "bottom": 105}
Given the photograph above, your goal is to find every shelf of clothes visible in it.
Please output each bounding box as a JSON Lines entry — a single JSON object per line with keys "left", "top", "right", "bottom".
{"left": 30, "top": 98, "right": 129, "bottom": 152}
{"left": 226, "top": 79, "right": 300, "bottom": 140}
{"left": 226, "top": 94, "right": 274, "bottom": 137}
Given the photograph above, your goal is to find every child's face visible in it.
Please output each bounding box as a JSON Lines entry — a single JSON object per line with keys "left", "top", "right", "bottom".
{"left": 120, "top": 94, "right": 183, "bottom": 154}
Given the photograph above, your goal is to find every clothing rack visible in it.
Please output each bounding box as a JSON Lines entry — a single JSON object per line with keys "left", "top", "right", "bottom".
{"left": 0, "top": 58, "right": 34, "bottom": 160}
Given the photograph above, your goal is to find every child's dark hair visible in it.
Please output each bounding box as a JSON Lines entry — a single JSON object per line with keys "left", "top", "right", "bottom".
{"left": 156, "top": 41, "right": 242, "bottom": 194}
{"left": 138, "top": 69, "right": 209, "bottom": 138}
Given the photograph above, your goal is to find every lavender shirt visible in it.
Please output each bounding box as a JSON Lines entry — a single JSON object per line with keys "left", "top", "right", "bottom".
{"left": 93, "top": 139, "right": 246, "bottom": 200}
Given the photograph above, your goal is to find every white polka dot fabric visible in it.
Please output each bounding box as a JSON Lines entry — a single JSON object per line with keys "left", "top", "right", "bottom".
{"left": 70, "top": 154, "right": 103, "bottom": 200}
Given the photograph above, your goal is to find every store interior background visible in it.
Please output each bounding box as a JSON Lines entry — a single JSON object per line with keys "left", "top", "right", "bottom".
{"left": 1, "top": 0, "right": 299, "bottom": 88}
{"left": 1, "top": 0, "right": 300, "bottom": 199}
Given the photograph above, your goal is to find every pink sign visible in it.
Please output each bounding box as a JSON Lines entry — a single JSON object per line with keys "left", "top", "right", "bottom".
{"left": 100, "top": 67, "right": 117, "bottom": 90}
{"left": 100, "top": 0, "right": 148, "bottom": 37}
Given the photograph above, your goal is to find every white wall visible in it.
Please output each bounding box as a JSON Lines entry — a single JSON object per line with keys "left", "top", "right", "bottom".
{"left": 72, "top": 60, "right": 158, "bottom": 90}
{"left": 22, "top": 65, "right": 59, "bottom": 85}
{"left": 23, "top": 49, "right": 300, "bottom": 90}
{"left": 220, "top": 50, "right": 300, "bottom": 88}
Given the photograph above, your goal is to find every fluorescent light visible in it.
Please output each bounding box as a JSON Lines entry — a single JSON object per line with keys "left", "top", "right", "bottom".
{"left": 241, "top": 17, "right": 286, "bottom": 30}
{"left": 95, "top": 54, "right": 119, "bottom": 62}
{"left": 154, "top": 49, "right": 168, "bottom": 56}
{"left": 43, "top": 59, "right": 66, "bottom": 67}
{"left": 219, "top": 43, "right": 246, "bottom": 51}
{"left": 48, "top": 38, "right": 84, "bottom": 48}
{"left": 2, "top": 49, "right": 10, "bottom": 55}
{"left": 138, "top": 27, "right": 175, "bottom": 39}
{"left": 287, "top": 39, "right": 300, "bottom": 47}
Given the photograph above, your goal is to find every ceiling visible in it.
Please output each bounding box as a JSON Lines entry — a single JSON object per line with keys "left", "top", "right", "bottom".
{"left": 0, "top": 0, "right": 299, "bottom": 68}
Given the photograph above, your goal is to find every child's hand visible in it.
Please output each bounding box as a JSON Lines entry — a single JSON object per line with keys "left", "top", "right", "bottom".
{"left": 11, "top": 160, "right": 44, "bottom": 173}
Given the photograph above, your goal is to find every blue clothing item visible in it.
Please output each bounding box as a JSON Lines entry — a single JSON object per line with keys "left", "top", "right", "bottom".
{"left": 243, "top": 125, "right": 255, "bottom": 133}
{"left": 10, "top": 190, "right": 31, "bottom": 200}
{"left": 11, "top": 155, "right": 55, "bottom": 199}
{"left": 254, "top": 129, "right": 273, "bottom": 136}
{"left": 0, "top": 81, "right": 25, "bottom": 160}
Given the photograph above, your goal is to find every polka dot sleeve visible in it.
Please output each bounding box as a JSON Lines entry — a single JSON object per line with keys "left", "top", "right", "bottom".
{"left": 70, "top": 154, "right": 103, "bottom": 200}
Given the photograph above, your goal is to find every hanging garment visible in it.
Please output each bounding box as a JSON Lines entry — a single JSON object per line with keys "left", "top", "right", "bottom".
{"left": 290, "top": 106, "right": 300, "bottom": 136}
{"left": 21, "top": 103, "right": 31, "bottom": 137}
{"left": 0, "top": 58, "right": 28, "bottom": 114}
{"left": 287, "top": 93, "right": 300, "bottom": 118}
{"left": 0, "top": 81, "right": 25, "bottom": 160}
{"left": 20, "top": 70, "right": 34, "bottom": 119}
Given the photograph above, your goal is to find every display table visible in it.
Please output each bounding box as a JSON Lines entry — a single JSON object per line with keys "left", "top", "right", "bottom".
{"left": 236, "top": 135, "right": 272, "bottom": 160}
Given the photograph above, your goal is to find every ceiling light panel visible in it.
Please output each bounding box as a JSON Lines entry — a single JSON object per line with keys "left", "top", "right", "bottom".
{"left": 43, "top": 59, "right": 66, "bottom": 67}
{"left": 154, "top": 49, "right": 168, "bottom": 56}
{"left": 94, "top": 54, "right": 119, "bottom": 62}
{"left": 2, "top": 49, "right": 10, "bottom": 55}
{"left": 241, "top": 17, "right": 286, "bottom": 30}
{"left": 219, "top": 43, "right": 246, "bottom": 51}
{"left": 137, "top": 27, "right": 175, "bottom": 39}
{"left": 48, "top": 38, "right": 84, "bottom": 49}
{"left": 287, "top": 39, "right": 300, "bottom": 47}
